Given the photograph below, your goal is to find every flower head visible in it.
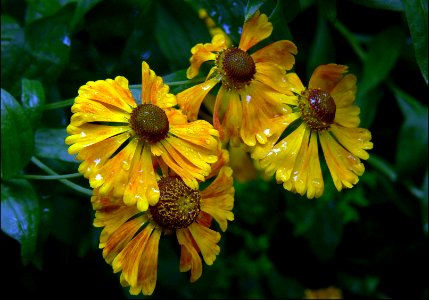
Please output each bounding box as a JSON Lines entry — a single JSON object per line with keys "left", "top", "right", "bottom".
{"left": 65, "top": 61, "right": 220, "bottom": 211}
{"left": 252, "top": 64, "right": 373, "bottom": 198}
{"left": 91, "top": 160, "right": 234, "bottom": 296}
{"left": 177, "top": 11, "right": 297, "bottom": 147}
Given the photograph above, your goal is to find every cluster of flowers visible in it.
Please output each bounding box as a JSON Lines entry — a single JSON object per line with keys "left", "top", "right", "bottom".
{"left": 65, "top": 9, "right": 372, "bottom": 296}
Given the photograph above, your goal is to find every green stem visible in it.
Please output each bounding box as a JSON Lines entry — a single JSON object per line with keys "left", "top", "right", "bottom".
{"left": 42, "top": 99, "right": 74, "bottom": 110}
{"left": 21, "top": 173, "right": 82, "bottom": 180}
{"left": 30, "top": 157, "right": 92, "bottom": 196}
{"left": 331, "top": 20, "right": 367, "bottom": 62}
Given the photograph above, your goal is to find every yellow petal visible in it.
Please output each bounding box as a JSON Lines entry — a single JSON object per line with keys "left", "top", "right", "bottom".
{"left": 169, "top": 119, "right": 219, "bottom": 150}
{"left": 66, "top": 123, "right": 130, "bottom": 154}
{"left": 331, "top": 73, "right": 357, "bottom": 108}
{"left": 201, "top": 167, "right": 235, "bottom": 231}
{"left": 330, "top": 124, "right": 373, "bottom": 160}
{"left": 188, "top": 223, "right": 221, "bottom": 265}
{"left": 176, "top": 229, "right": 203, "bottom": 283}
{"left": 123, "top": 143, "right": 160, "bottom": 211}
{"left": 219, "top": 88, "right": 242, "bottom": 146}
{"left": 285, "top": 73, "right": 305, "bottom": 96}
{"left": 239, "top": 11, "right": 272, "bottom": 51}
{"left": 308, "top": 64, "right": 348, "bottom": 93}
{"left": 176, "top": 78, "right": 219, "bottom": 121}
{"left": 141, "top": 61, "right": 176, "bottom": 108}
{"left": 254, "top": 62, "right": 289, "bottom": 93}
{"left": 319, "top": 130, "right": 365, "bottom": 191}
{"left": 138, "top": 228, "right": 161, "bottom": 296}
{"left": 335, "top": 106, "right": 361, "bottom": 128}
{"left": 77, "top": 76, "right": 136, "bottom": 113}
{"left": 259, "top": 123, "right": 307, "bottom": 183}
{"left": 251, "top": 40, "right": 297, "bottom": 70}
{"left": 187, "top": 34, "right": 227, "bottom": 79}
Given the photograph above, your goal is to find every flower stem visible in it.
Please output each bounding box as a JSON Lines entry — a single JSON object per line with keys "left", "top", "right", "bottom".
{"left": 21, "top": 173, "right": 83, "bottom": 180}
{"left": 30, "top": 157, "right": 92, "bottom": 196}
{"left": 42, "top": 99, "right": 74, "bottom": 110}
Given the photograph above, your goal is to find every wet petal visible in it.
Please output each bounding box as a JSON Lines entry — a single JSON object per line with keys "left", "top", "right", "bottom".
{"left": 188, "top": 222, "right": 221, "bottom": 265}
{"left": 219, "top": 89, "right": 242, "bottom": 146}
{"left": 330, "top": 124, "right": 373, "bottom": 160}
{"left": 254, "top": 62, "right": 289, "bottom": 93}
{"left": 251, "top": 40, "right": 297, "bottom": 70}
{"left": 176, "top": 78, "right": 219, "bottom": 121}
{"left": 169, "top": 119, "right": 219, "bottom": 151}
{"left": 319, "top": 130, "right": 365, "bottom": 191}
{"left": 239, "top": 11, "right": 272, "bottom": 51}
{"left": 141, "top": 61, "right": 176, "bottom": 108}
{"left": 177, "top": 229, "right": 203, "bottom": 283}
{"left": 308, "top": 64, "right": 348, "bottom": 93}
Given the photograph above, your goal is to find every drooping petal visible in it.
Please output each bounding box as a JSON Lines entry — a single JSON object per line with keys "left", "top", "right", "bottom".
{"left": 123, "top": 143, "right": 160, "bottom": 211}
{"left": 259, "top": 123, "right": 307, "bottom": 183}
{"left": 169, "top": 119, "right": 220, "bottom": 151}
{"left": 141, "top": 61, "right": 176, "bottom": 108}
{"left": 283, "top": 130, "right": 324, "bottom": 199}
{"left": 228, "top": 144, "right": 258, "bottom": 182}
{"left": 177, "top": 229, "right": 203, "bottom": 283}
{"left": 77, "top": 76, "right": 136, "bottom": 113}
{"left": 187, "top": 34, "right": 227, "bottom": 79}
{"left": 308, "top": 64, "right": 348, "bottom": 93}
{"left": 239, "top": 11, "right": 272, "bottom": 51}
{"left": 251, "top": 40, "right": 297, "bottom": 70}
{"left": 319, "top": 130, "right": 365, "bottom": 191}
{"left": 201, "top": 167, "right": 235, "bottom": 231}
{"left": 329, "top": 124, "right": 373, "bottom": 160}
{"left": 66, "top": 123, "right": 130, "bottom": 154}
{"left": 219, "top": 88, "right": 243, "bottom": 146}
{"left": 176, "top": 78, "right": 219, "bottom": 121}
{"left": 188, "top": 222, "right": 221, "bottom": 265}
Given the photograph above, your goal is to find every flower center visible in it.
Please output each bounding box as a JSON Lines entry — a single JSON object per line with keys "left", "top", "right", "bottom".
{"left": 130, "top": 104, "right": 169, "bottom": 144}
{"left": 298, "top": 88, "right": 336, "bottom": 131}
{"left": 149, "top": 177, "right": 201, "bottom": 230}
{"left": 216, "top": 47, "right": 256, "bottom": 90}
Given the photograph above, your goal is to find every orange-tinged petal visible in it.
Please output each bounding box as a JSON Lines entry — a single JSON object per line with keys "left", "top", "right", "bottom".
{"left": 260, "top": 123, "right": 307, "bottom": 183}
{"left": 169, "top": 120, "right": 219, "bottom": 151}
{"left": 102, "top": 216, "right": 145, "bottom": 264}
{"left": 75, "top": 132, "right": 130, "bottom": 178}
{"left": 308, "top": 64, "right": 348, "bottom": 93}
{"left": 77, "top": 76, "right": 136, "bottom": 113}
{"left": 137, "top": 228, "right": 161, "bottom": 296}
{"left": 187, "top": 34, "right": 227, "bottom": 79}
{"left": 319, "top": 130, "right": 365, "bottom": 191}
{"left": 228, "top": 144, "right": 258, "bottom": 182}
{"left": 254, "top": 62, "right": 289, "bottom": 93}
{"left": 331, "top": 73, "right": 357, "bottom": 108}
{"left": 176, "top": 78, "right": 219, "bottom": 121}
{"left": 335, "top": 106, "right": 361, "bottom": 128}
{"left": 239, "top": 11, "right": 272, "bottom": 51}
{"left": 220, "top": 89, "right": 242, "bottom": 146}
{"left": 188, "top": 222, "right": 220, "bottom": 265}
{"left": 70, "top": 97, "right": 130, "bottom": 126}
{"left": 89, "top": 138, "right": 139, "bottom": 197}
{"left": 177, "top": 229, "right": 203, "bottom": 283}
{"left": 201, "top": 167, "right": 234, "bottom": 231}
{"left": 124, "top": 143, "right": 160, "bottom": 211}
{"left": 330, "top": 124, "right": 373, "bottom": 160}
{"left": 66, "top": 123, "right": 130, "bottom": 154}
{"left": 141, "top": 61, "right": 176, "bottom": 108}
{"left": 251, "top": 40, "right": 297, "bottom": 70}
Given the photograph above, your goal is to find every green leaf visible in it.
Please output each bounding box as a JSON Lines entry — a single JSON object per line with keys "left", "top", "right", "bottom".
{"left": 71, "top": 0, "right": 104, "bottom": 31}
{"left": 25, "top": 0, "right": 74, "bottom": 23}
{"left": 348, "top": 0, "right": 404, "bottom": 11}
{"left": 1, "top": 179, "right": 41, "bottom": 265}
{"left": 392, "top": 85, "right": 428, "bottom": 177}
{"left": 1, "top": 88, "right": 35, "bottom": 179}
{"left": 268, "top": 0, "right": 295, "bottom": 41}
{"left": 421, "top": 168, "right": 428, "bottom": 234}
{"left": 34, "top": 128, "right": 77, "bottom": 163}
{"left": 403, "top": 0, "right": 428, "bottom": 84}
{"left": 244, "top": 0, "right": 266, "bottom": 21}
{"left": 21, "top": 78, "right": 46, "bottom": 127}
{"left": 358, "top": 26, "right": 405, "bottom": 96}
{"left": 318, "top": 0, "right": 336, "bottom": 21}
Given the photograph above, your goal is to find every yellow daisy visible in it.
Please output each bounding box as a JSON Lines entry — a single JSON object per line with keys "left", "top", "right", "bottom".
{"left": 252, "top": 64, "right": 373, "bottom": 198}
{"left": 91, "top": 161, "right": 235, "bottom": 296}
{"left": 176, "top": 10, "right": 297, "bottom": 147}
{"left": 65, "top": 61, "right": 220, "bottom": 211}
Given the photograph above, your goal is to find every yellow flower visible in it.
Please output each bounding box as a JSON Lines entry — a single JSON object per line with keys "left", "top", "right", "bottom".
{"left": 65, "top": 61, "right": 220, "bottom": 211}
{"left": 304, "top": 286, "right": 343, "bottom": 299}
{"left": 177, "top": 10, "right": 297, "bottom": 147}
{"left": 252, "top": 64, "right": 373, "bottom": 198}
{"left": 91, "top": 162, "right": 235, "bottom": 296}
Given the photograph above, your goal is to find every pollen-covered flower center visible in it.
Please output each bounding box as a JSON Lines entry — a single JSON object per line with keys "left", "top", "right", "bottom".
{"left": 217, "top": 47, "right": 256, "bottom": 89}
{"left": 130, "top": 104, "right": 169, "bottom": 143}
{"left": 149, "top": 177, "right": 201, "bottom": 230}
{"left": 299, "top": 88, "right": 336, "bottom": 131}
